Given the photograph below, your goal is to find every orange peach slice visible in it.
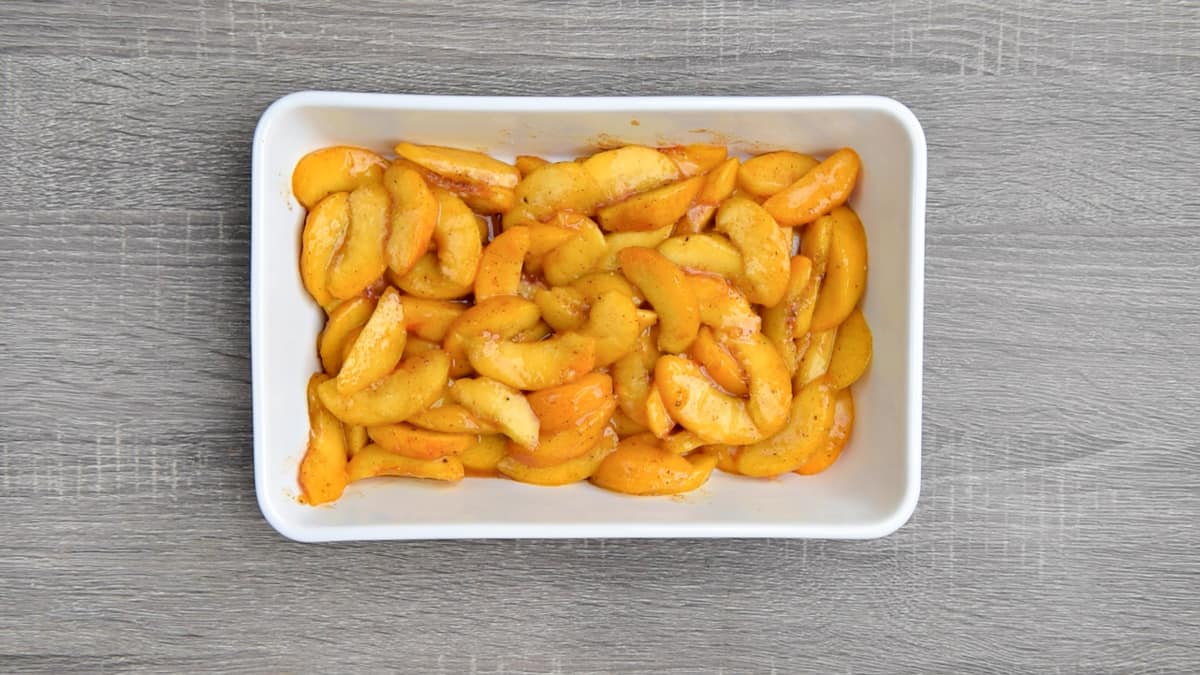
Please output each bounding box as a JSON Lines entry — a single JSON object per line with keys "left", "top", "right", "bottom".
{"left": 795, "top": 388, "right": 854, "bottom": 475}
{"left": 801, "top": 211, "right": 835, "bottom": 279}
{"left": 394, "top": 141, "right": 520, "bottom": 189}
{"left": 659, "top": 144, "right": 729, "bottom": 178}
{"left": 366, "top": 423, "right": 475, "bottom": 460}
{"left": 611, "top": 408, "right": 649, "bottom": 438}
{"left": 523, "top": 223, "right": 578, "bottom": 273}
{"left": 826, "top": 307, "right": 872, "bottom": 389}
{"left": 685, "top": 273, "right": 761, "bottom": 337}
{"left": 292, "top": 145, "right": 387, "bottom": 210}
{"left": 657, "top": 233, "right": 744, "bottom": 278}
{"left": 796, "top": 327, "right": 837, "bottom": 387}
{"left": 449, "top": 377, "right": 540, "bottom": 448}
{"left": 644, "top": 387, "right": 675, "bottom": 439}
{"left": 460, "top": 435, "right": 509, "bottom": 476}
{"left": 395, "top": 189, "right": 483, "bottom": 299}
{"left": 661, "top": 430, "right": 707, "bottom": 455}
{"left": 676, "top": 156, "right": 740, "bottom": 233}
{"left": 583, "top": 145, "right": 680, "bottom": 204}
{"left": 763, "top": 147, "right": 861, "bottom": 226}
{"left": 596, "top": 176, "right": 704, "bottom": 232}
{"left": 300, "top": 191, "right": 351, "bottom": 308}
{"left": 715, "top": 196, "right": 790, "bottom": 306}
{"left": 317, "top": 350, "right": 449, "bottom": 426}
{"left": 810, "top": 206, "right": 868, "bottom": 331}
{"left": 590, "top": 436, "right": 717, "bottom": 496}
{"left": 318, "top": 295, "right": 376, "bottom": 375}
{"left": 466, "top": 332, "right": 597, "bottom": 391}
{"left": 617, "top": 247, "right": 699, "bottom": 353}
{"left": 597, "top": 224, "right": 674, "bottom": 271}
{"left": 475, "top": 225, "right": 531, "bottom": 300}
{"left": 347, "top": 444, "right": 464, "bottom": 483}
{"left": 735, "top": 378, "right": 836, "bottom": 477}
{"left": 499, "top": 427, "right": 617, "bottom": 486}
{"left": 345, "top": 425, "right": 369, "bottom": 457}
{"left": 327, "top": 182, "right": 390, "bottom": 300}
{"left": 514, "top": 155, "right": 549, "bottom": 178}
{"left": 382, "top": 162, "right": 438, "bottom": 277}
{"left": 736, "top": 151, "right": 819, "bottom": 199}
{"left": 442, "top": 296, "right": 541, "bottom": 377}
{"left": 508, "top": 389, "right": 615, "bottom": 467}
{"left": 336, "top": 287, "right": 407, "bottom": 395}
{"left": 526, "top": 372, "right": 614, "bottom": 434}
{"left": 543, "top": 217, "right": 606, "bottom": 286}
{"left": 298, "top": 374, "right": 349, "bottom": 505}
{"left": 687, "top": 326, "right": 749, "bottom": 396}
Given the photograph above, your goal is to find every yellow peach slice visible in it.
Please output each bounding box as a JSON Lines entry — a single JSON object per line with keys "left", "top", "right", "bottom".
{"left": 461, "top": 434, "right": 508, "bottom": 476}
{"left": 345, "top": 425, "right": 369, "bottom": 457}
{"left": 507, "top": 391, "right": 614, "bottom": 467}
{"left": 442, "top": 296, "right": 541, "bottom": 377}
{"left": 596, "top": 176, "right": 704, "bottom": 232}
{"left": 763, "top": 147, "right": 861, "bottom": 226}
{"left": 317, "top": 350, "right": 449, "bottom": 426}
{"left": 825, "top": 307, "right": 872, "bottom": 389}
{"left": 810, "top": 206, "right": 868, "bottom": 331}
{"left": 617, "top": 247, "right": 699, "bottom": 353}
{"left": 327, "top": 182, "right": 390, "bottom": 300}
{"left": 644, "top": 387, "right": 675, "bottom": 439}
{"left": 526, "top": 372, "right": 614, "bottom": 433}
{"left": 590, "top": 436, "right": 717, "bottom": 496}
{"left": 801, "top": 211, "right": 835, "bottom": 279}
{"left": 572, "top": 271, "right": 643, "bottom": 305}
{"left": 300, "top": 191, "right": 351, "bottom": 308}
{"left": 534, "top": 286, "right": 588, "bottom": 331}
{"left": 475, "top": 225, "right": 531, "bottom": 300}
{"left": 399, "top": 296, "right": 466, "bottom": 342}
{"left": 336, "top": 287, "right": 407, "bottom": 394}
{"left": 449, "top": 377, "right": 540, "bottom": 449}
{"left": 612, "top": 328, "right": 658, "bottom": 425}
{"left": 657, "top": 233, "right": 744, "bottom": 278}
{"left": 366, "top": 423, "right": 475, "bottom": 460}
{"left": 578, "top": 291, "right": 640, "bottom": 366}
{"left": 318, "top": 295, "right": 376, "bottom": 375}
{"left": 514, "top": 155, "right": 549, "bottom": 178}
{"left": 676, "top": 157, "right": 740, "bottom": 233}
{"left": 347, "top": 444, "right": 464, "bottom": 483}
{"left": 596, "top": 224, "right": 674, "bottom": 271}
{"left": 661, "top": 430, "right": 707, "bottom": 455}
{"left": 543, "top": 217, "right": 606, "bottom": 286}
{"left": 503, "top": 161, "right": 603, "bottom": 229}
{"left": 735, "top": 378, "right": 836, "bottom": 477}
{"left": 382, "top": 162, "right": 438, "bottom": 277}
{"left": 685, "top": 273, "right": 761, "bottom": 337}
{"left": 292, "top": 145, "right": 386, "bottom": 210}
{"left": 611, "top": 408, "right": 649, "bottom": 438}
{"left": 499, "top": 427, "right": 617, "bottom": 486}
{"left": 762, "top": 255, "right": 815, "bottom": 374}
{"left": 736, "top": 151, "right": 819, "bottom": 199}
{"left": 523, "top": 223, "right": 578, "bottom": 273}
{"left": 796, "top": 327, "right": 837, "bottom": 387}
{"left": 466, "top": 332, "right": 596, "bottom": 391}
{"left": 395, "top": 189, "right": 482, "bottom": 299}
{"left": 795, "top": 388, "right": 854, "bottom": 475}
{"left": 659, "top": 144, "right": 729, "bottom": 178}
{"left": 582, "top": 145, "right": 680, "bottom": 204}
{"left": 715, "top": 196, "right": 790, "bottom": 306}
{"left": 407, "top": 398, "right": 499, "bottom": 434}
{"left": 298, "top": 373, "right": 349, "bottom": 505}
{"left": 393, "top": 141, "right": 520, "bottom": 189}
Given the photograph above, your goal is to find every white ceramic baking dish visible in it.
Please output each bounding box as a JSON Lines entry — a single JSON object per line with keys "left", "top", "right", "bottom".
{"left": 251, "top": 92, "right": 925, "bottom": 541}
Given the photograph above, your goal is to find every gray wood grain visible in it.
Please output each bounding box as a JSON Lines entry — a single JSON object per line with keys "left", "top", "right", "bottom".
{"left": 2, "top": 0, "right": 1198, "bottom": 672}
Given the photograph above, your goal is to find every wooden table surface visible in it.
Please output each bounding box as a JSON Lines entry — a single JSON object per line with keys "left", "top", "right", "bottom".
{"left": 2, "top": 1, "right": 1198, "bottom": 672}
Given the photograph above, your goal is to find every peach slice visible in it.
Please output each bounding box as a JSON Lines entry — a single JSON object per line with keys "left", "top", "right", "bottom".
{"left": 657, "top": 233, "right": 744, "bottom": 278}
{"left": 582, "top": 145, "right": 680, "bottom": 204}
{"left": 316, "top": 350, "right": 449, "bottom": 426}
{"left": 736, "top": 151, "right": 819, "bottom": 199}
{"left": 796, "top": 327, "right": 837, "bottom": 387}
{"left": 597, "top": 224, "right": 674, "bottom": 271}
{"left": 460, "top": 435, "right": 509, "bottom": 477}
{"left": 659, "top": 144, "right": 729, "bottom": 178}
{"left": 825, "top": 307, "right": 872, "bottom": 389}
{"left": 366, "top": 423, "right": 475, "bottom": 460}
{"left": 763, "top": 147, "right": 860, "bottom": 227}
{"left": 534, "top": 286, "right": 588, "bottom": 332}
{"left": 578, "top": 291, "right": 640, "bottom": 366}
{"left": 810, "top": 206, "right": 868, "bottom": 331}
{"left": 762, "top": 255, "right": 814, "bottom": 374}
{"left": 572, "top": 271, "right": 643, "bottom": 306}
{"left": 514, "top": 155, "right": 549, "bottom": 178}
{"left": 298, "top": 374, "right": 349, "bottom": 505}
{"left": 300, "top": 191, "right": 351, "bottom": 308}
{"left": 503, "top": 161, "right": 603, "bottom": 229}
{"left": 675, "top": 156, "right": 740, "bottom": 234}
{"left": 347, "top": 444, "right": 464, "bottom": 483}
{"left": 685, "top": 273, "right": 761, "bottom": 337}
{"left": 336, "top": 287, "right": 407, "bottom": 395}
{"left": 644, "top": 387, "right": 675, "bottom": 439}
{"left": 399, "top": 296, "right": 465, "bottom": 342}
{"left": 596, "top": 176, "right": 704, "bottom": 232}
{"left": 687, "top": 326, "right": 749, "bottom": 396}
{"left": 382, "top": 162, "right": 438, "bottom": 277}
{"left": 327, "top": 182, "right": 390, "bottom": 300}
{"left": 612, "top": 328, "right": 658, "bottom": 426}
{"left": 474, "top": 225, "right": 531, "bottom": 300}
{"left": 617, "top": 247, "right": 699, "bottom": 353}
{"left": 499, "top": 427, "right": 618, "bottom": 486}
{"left": 735, "top": 378, "right": 836, "bottom": 477}
{"left": 407, "top": 398, "right": 499, "bottom": 435}
{"left": 715, "top": 196, "right": 790, "bottom": 307}
{"left": 526, "top": 372, "right": 614, "bottom": 434}
{"left": 590, "top": 436, "right": 717, "bottom": 496}
{"left": 318, "top": 295, "right": 376, "bottom": 375}
{"left": 543, "top": 217, "right": 606, "bottom": 286}
{"left": 523, "top": 224, "right": 578, "bottom": 273}
{"left": 795, "top": 388, "right": 854, "bottom": 475}
{"left": 449, "top": 377, "right": 540, "bottom": 449}
{"left": 466, "top": 332, "right": 596, "bottom": 391}
{"left": 393, "top": 141, "right": 520, "bottom": 189}
{"left": 292, "top": 145, "right": 387, "bottom": 210}
{"left": 395, "top": 189, "right": 482, "bottom": 300}
{"left": 442, "top": 296, "right": 541, "bottom": 377}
